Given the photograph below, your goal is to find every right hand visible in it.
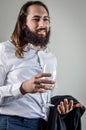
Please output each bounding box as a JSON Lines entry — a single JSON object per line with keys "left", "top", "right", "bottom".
{"left": 20, "top": 73, "right": 55, "bottom": 94}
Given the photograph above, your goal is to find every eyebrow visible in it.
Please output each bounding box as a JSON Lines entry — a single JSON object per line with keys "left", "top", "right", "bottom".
{"left": 32, "top": 15, "right": 50, "bottom": 19}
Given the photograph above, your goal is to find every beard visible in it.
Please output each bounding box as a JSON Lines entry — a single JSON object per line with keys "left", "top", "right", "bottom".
{"left": 19, "top": 26, "right": 50, "bottom": 47}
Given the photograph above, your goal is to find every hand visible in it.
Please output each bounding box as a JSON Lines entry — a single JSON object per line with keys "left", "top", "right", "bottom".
{"left": 20, "top": 73, "right": 55, "bottom": 94}
{"left": 57, "top": 98, "right": 83, "bottom": 114}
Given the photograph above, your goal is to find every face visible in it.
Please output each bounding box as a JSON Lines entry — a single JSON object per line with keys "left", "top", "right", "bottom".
{"left": 26, "top": 5, "right": 50, "bottom": 38}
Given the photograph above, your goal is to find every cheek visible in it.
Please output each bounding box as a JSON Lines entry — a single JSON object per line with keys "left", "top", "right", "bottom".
{"left": 47, "top": 25, "right": 50, "bottom": 32}
{"left": 28, "top": 25, "right": 34, "bottom": 31}
{"left": 27, "top": 22, "right": 37, "bottom": 32}
{"left": 46, "top": 22, "right": 50, "bottom": 31}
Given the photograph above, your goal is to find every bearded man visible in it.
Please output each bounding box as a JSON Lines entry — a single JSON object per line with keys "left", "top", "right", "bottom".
{"left": 0, "top": 1, "right": 84, "bottom": 130}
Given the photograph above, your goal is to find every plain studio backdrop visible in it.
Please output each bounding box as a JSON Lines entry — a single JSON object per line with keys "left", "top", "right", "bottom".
{"left": 0, "top": 0, "right": 86, "bottom": 129}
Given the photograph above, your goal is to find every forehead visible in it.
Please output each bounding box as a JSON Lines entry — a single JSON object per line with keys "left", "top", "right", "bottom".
{"left": 27, "top": 5, "right": 49, "bottom": 16}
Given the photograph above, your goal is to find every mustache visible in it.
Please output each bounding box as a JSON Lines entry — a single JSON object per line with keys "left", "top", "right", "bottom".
{"left": 36, "top": 28, "right": 47, "bottom": 32}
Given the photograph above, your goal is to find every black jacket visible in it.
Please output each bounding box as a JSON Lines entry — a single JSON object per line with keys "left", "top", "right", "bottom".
{"left": 46, "top": 95, "right": 85, "bottom": 130}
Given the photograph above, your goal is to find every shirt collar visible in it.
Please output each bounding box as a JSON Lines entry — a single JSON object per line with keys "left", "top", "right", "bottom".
{"left": 24, "top": 43, "right": 48, "bottom": 53}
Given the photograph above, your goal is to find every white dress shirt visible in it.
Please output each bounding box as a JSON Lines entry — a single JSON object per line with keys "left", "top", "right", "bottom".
{"left": 0, "top": 40, "right": 57, "bottom": 120}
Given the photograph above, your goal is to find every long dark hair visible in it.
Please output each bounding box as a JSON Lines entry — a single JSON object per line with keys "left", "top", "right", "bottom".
{"left": 11, "top": 1, "right": 49, "bottom": 58}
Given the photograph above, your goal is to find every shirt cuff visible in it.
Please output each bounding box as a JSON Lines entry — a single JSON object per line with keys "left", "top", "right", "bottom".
{"left": 11, "top": 82, "right": 23, "bottom": 98}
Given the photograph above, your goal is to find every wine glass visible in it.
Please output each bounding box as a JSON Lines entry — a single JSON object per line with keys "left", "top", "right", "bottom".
{"left": 42, "top": 63, "right": 57, "bottom": 107}
{"left": 43, "top": 63, "right": 56, "bottom": 83}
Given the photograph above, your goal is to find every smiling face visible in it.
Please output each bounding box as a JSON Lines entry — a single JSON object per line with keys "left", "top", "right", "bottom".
{"left": 26, "top": 5, "right": 50, "bottom": 38}
{"left": 11, "top": 1, "right": 50, "bottom": 57}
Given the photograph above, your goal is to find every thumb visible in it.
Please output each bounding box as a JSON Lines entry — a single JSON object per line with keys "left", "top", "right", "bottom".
{"left": 74, "top": 103, "right": 83, "bottom": 108}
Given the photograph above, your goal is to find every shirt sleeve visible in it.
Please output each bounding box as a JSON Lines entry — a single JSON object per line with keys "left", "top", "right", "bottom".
{"left": 0, "top": 44, "right": 23, "bottom": 105}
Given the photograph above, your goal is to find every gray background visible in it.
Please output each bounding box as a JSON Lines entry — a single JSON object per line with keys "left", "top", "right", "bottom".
{"left": 0, "top": 0, "right": 86, "bottom": 129}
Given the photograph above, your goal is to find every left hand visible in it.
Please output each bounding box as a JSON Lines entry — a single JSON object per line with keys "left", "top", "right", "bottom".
{"left": 57, "top": 98, "right": 83, "bottom": 114}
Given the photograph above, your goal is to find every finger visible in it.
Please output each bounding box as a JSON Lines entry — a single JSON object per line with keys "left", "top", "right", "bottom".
{"left": 59, "top": 101, "right": 66, "bottom": 114}
{"left": 69, "top": 100, "right": 74, "bottom": 111}
{"left": 35, "top": 78, "right": 55, "bottom": 84}
{"left": 74, "top": 103, "right": 83, "bottom": 108}
{"left": 37, "top": 88, "right": 47, "bottom": 93}
{"left": 35, "top": 84, "right": 53, "bottom": 90}
{"left": 63, "top": 98, "right": 69, "bottom": 113}
{"left": 33, "top": 84, "right": 47, "bottom": 93}
{"left": 35, "top": 73, "right": 51, "bottom": 79}
{"left": 33, "top": 88, "right": 46, "bottom": 93}
{"left": 57, "top": 105, "right": 62, "bottom": 114}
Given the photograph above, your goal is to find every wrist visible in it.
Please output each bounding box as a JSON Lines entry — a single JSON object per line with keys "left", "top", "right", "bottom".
{"left": 20, "top": 82, "right": 26, "bottom": 95}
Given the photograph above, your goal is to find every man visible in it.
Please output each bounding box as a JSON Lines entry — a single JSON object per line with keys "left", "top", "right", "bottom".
{"left": 0, "top": 1, "right": 83, "bottom": 130}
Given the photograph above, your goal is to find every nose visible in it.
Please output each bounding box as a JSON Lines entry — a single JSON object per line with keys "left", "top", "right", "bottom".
{"left": 38, "top": 19, "right": 45, "bottom": 28}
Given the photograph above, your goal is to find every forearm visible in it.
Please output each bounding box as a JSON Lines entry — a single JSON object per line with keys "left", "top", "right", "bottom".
{"left": 0, "top": 83, "right": 23, "bottom": 105}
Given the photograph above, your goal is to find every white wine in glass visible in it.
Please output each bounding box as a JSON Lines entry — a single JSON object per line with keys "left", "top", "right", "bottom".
{"left": 42, "top": 63, "right": 57, "bottom": 107}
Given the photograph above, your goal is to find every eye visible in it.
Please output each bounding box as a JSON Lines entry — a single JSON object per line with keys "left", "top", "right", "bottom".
{"left": 43, "top": 17, "right": 50, "bottom": 22}
{"left": 44, "top": 18, "right": 49, "bottom": 21}
{"left": 32, "top": 17, "right": 40, "bottom": 22}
